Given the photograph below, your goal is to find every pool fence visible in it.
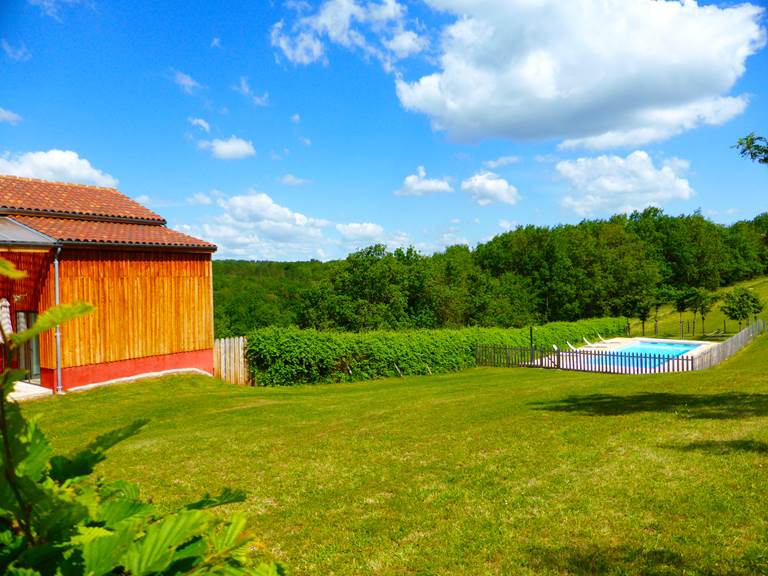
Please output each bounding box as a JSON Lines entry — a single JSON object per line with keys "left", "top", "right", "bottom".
{"left": 475, "top": 318, "right": 766, "bottom": 375}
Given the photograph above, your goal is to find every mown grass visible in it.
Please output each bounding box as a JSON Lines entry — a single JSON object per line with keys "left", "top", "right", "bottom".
{"left": 23, "top": 335, "right": 768, "bottom": 575}
{"left": 629, "top": 276, "right": 768, "bottom": 340}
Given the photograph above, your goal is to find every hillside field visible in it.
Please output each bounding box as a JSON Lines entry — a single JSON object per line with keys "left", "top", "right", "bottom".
{"left": 23, "top": 335, "right": 768, "bottom": 575}
{"left": 629, "top": 275, "right": 768, "bottom": 340}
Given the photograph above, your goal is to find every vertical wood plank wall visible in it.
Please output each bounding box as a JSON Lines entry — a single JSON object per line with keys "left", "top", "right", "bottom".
{"left": 38, "top": 249, "right": 213, "bottom": 370}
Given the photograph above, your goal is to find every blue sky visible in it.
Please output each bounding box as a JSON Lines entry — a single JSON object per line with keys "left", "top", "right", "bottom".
{"left": 1, "top": 0, "right": 767, "bottom": 260}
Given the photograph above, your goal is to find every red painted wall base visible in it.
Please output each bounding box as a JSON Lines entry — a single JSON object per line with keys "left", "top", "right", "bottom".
{"left": 40, "top": 349, "right": 214, "bottom": 392}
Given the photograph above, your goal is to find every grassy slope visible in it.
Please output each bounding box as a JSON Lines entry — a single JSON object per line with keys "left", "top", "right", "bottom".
{"left": 629, "top": 276, "right": 768, "bottom": 340}
{"left": 24, "top": 336, "right": 768, "bottom": 575}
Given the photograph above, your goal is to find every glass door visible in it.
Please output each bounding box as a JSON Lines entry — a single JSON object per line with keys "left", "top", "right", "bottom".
{"left": 16, "top": 311, "right": 39, "bottom": 380}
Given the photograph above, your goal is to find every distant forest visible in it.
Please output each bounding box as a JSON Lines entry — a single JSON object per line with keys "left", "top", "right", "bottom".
{"left": 213, "top": 208, "right": 768, "bottom": 337}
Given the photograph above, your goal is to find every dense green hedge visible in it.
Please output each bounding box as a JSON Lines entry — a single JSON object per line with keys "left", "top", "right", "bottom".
{"left": 245, "top": 318, "right": 626, "bottom": 386}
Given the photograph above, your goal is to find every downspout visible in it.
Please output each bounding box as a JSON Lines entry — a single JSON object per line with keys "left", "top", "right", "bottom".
{"left": 54, "top": 246, "right": 63, "bottom": 394}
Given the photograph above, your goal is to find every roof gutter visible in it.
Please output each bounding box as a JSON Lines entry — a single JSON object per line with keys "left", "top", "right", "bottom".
{"left": 56, "top": 240, "right": 217, "bottom": 252}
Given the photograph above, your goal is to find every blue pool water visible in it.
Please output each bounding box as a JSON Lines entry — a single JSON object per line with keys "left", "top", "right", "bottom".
{"left": 576, "top": 340, "right": 703, "bottom": 371}
{"left": 616, "top": 341, "right": 701, "bottom": 358}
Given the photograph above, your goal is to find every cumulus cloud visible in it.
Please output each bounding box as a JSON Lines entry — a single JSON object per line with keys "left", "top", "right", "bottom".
{"left": 187, "top": 190, "right": 332, "bottom": 260}
{"left": 233, "top": 77, "right": 269, "bottom": 107}
{"left": 483, "top": 155, "right": 519, "bottom": 169}
{"left": 173, "top": 70, "right": 202, "bottom": 94}
{"left": 461, "top": 171, "right": 520, "bottom": 206}
{"left": 2, "top": 40, "right": 31, "bottom": 62}
{"left": 279, "top": 174, "right": 311, "bottom": 186}
{"left": 211, "top": 37, "right": 222, "bottom": 48}
{"left": 557, "top": 150, "right": 694, "bottom": 216}
{"left": 291, "top": 113, "right": 301, "bottom": 123}
{"left": 395, "top": 166, "right": 453, "bottom": 196}
{"left": 336, "top": 221, "right": 385, "bottom": 241}
{"left": 299, "top": 136, "right": 312, "bottom": 146}
{"left": 0, "top": 108, "right": 22, "bottom": 125}
{"left": 186, "top": 191, "right": 213, "bottom": 205}
{"left": 0, "top": 149, "right": 118, "bottom": 187}
{"left": 198, "top": 136, "right": 256, "bottom": 160}
{"left": 188, "top": 117, "right": 210, "bottom": 133}
{"left": 498, "top": 218, "right": 517, "bottom": 231}
{"left": 383, "top": 29, "right": 427, "bottom": 59}
{"left": 395, "top": 0, "right": 765, "bottom": 148}
{"left": 271, "top": 0, "right": 426, "bottom": 69}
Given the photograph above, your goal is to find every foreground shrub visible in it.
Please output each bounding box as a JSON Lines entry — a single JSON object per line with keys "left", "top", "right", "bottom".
{"left": 246, "top": 318, "right": 625, "bottom": 386}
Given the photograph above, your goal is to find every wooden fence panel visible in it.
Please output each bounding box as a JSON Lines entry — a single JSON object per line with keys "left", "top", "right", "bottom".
{"left": 214, "top": 336, "right": 251, "bottom": 386}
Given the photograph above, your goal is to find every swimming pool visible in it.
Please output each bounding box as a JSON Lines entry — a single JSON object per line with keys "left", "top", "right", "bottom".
{"left": 615, "top": 340, "right": 701, "bottom": 358}
{"left": 573, "top": 339, "right": 704, "bottom": 372}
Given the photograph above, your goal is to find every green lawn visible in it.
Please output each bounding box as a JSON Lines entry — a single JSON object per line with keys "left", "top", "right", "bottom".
{"left": 629, "top": 276, "right": 768, "bottom": 340}
{"left": 24, "top": 336, "right": 768, "bottom": 575}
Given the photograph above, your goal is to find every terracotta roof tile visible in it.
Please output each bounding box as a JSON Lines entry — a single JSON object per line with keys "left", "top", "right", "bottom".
{"left": 14, "top": 216, "right": 216, "bottom": 251}
{"left": 0, "top": 175, "right": 165, "bottom": 223}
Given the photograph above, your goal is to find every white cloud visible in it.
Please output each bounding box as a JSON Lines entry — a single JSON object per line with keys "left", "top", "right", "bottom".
{"left": 291, "top": 113, "right": 301, "bottom": 123}
{"left": 395, "top": 0, "right": 765, "bottom": 148}
{"left": 299, "top": 136, "right": 312, "bottom": 146}
{"left": 187, "top": 191, "right": 213, "bottom": 205}
{"left": 187, "top": 190, "right": 333, "bottom": 259}
{"left": 557, "top": 150, "right": 694, "bottom": 217}
{"left": 279, "top": 174, "right": 311, "bottom": 186}
{"left": 483, "top": 155, "right": 519, "bottom": 169}
{"left": 461, "top": 171, "right": 519, "bottom": 206}
{"left": 498, "top": 218, "right": 516, "bottom": 231}
{"left": 134, "top": 194, "right": 151, "bottom": 205}
{"left": 187, "top": 117, "right": 210, "bottom": 133}
{"left": 271, "top": 21, "right": 325, "bottom": 65}
{"left": 2, "top": 40, "right": 31, "bottom": 62}
{"left": 234, "top": 77, "right": 269, "bottom": 107}
{"left": 271, "top": 0, "right": 425, "bottom": 69}
{"left": 0, "top": 149, "right": 117, "bottom": 187}
{"left": 211, "top": 37, "right": 221, "bottom": 48}
{"left": 198, "top": 136, "right": 256, "bottom": 160}
{"left": 0, "top": 108, "right": 22, "bottom": 125}
{"left": 383, "top": 30, "right": 427, "bottom": 59}
{"left": 395, "top": 166, "right": 453, "bottom": 196}
{"left": 173, "top": 70, "right": 202, "bottom": 94}
{"left": 28, "top": 0, "right": 87, "bottom": 19}
{"left": 336, "top": 222, "right": 385, "bottom": 241}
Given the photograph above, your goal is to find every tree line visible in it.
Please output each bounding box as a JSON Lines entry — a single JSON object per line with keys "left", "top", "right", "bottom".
{"left": 213, "top": 208, "right": 768, "bottom": 337}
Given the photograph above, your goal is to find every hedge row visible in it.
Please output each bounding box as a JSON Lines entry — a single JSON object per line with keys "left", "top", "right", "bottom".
{"left": 245, "top": 318, "right": 626, "bottom": 386}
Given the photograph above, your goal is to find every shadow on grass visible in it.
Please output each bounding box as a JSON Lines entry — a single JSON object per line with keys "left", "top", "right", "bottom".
{"left": 526, "top": 544, "right": 768, "bottom": 576}
{"left": 531, "top": 392, "right": 768, "bottom": 419}
{"left": 662, "top": 439, "right": 768, "bottom": 454}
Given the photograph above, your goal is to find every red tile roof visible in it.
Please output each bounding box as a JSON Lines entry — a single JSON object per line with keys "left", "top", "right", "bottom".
{"left": 0, "top": 175, "right": 165, "bottom": 223}
{"left": 14, "top": 216, "right": 216, "bottom": 251}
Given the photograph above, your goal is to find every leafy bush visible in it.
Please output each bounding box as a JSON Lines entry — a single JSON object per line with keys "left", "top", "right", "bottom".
{"left": 0, "top": 259, "right": 282, "bottom": 575}
{"left": 245, "top": 318, "right": 626, "bottom": 386}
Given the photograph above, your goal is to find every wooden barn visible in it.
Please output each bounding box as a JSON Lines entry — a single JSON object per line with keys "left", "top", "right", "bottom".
{"left": 0, "top": 175, "right": 216, "bottom": 392}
